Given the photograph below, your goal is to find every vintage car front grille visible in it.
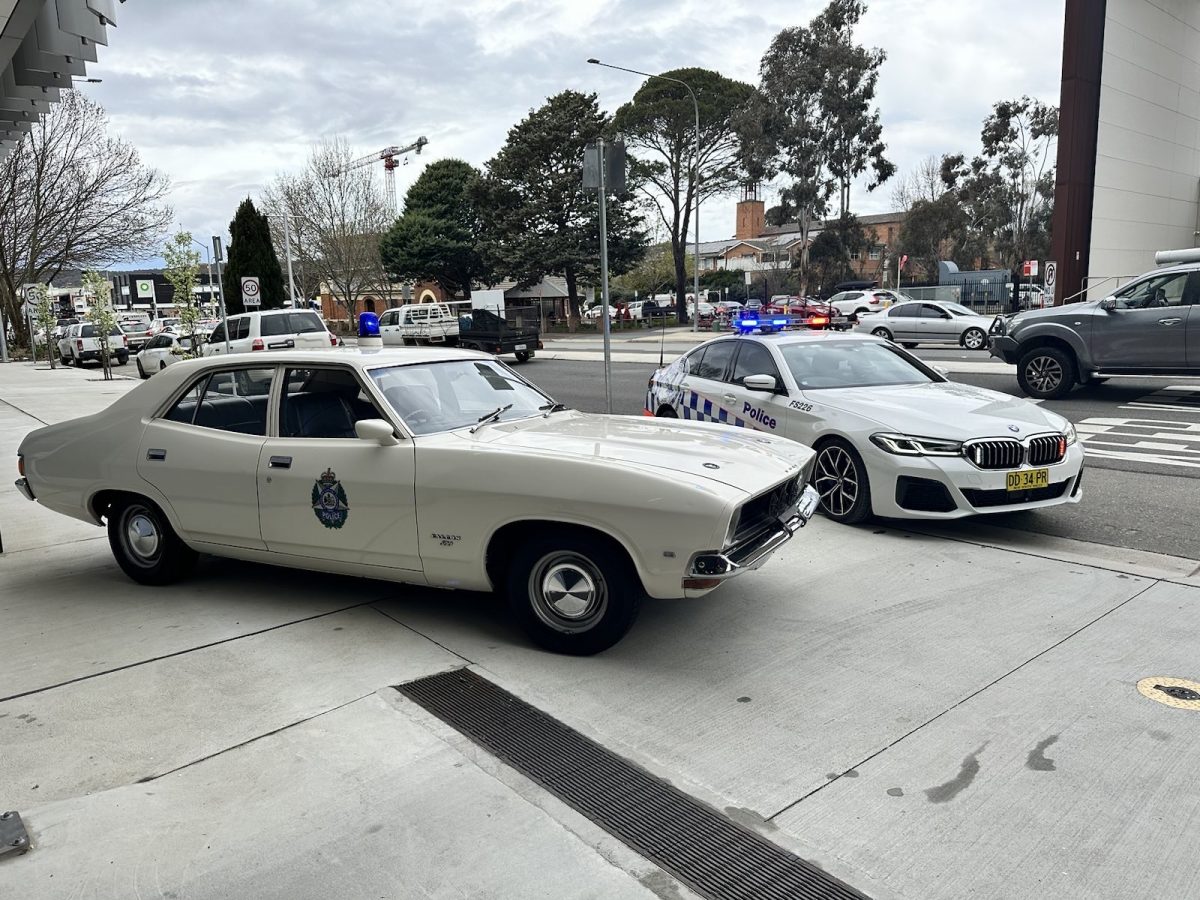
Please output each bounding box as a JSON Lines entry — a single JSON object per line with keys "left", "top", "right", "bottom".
{"left": 964, "top": 439, "right": 1024, "bottom": 470}
{"left": 1029, "top": 434, "right": 1067, "bottom": 466}
{"left": 732, "top": 475, "right": 803, "bottom": 544}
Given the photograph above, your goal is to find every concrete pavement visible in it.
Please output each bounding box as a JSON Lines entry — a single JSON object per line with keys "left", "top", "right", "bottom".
{"left": 2, "top": 358, "right": 1199, "bottom": 900}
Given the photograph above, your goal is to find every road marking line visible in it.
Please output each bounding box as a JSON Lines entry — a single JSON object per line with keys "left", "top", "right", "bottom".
{"left": 1083, "top": 447, "right": 1200, "bottom": 468}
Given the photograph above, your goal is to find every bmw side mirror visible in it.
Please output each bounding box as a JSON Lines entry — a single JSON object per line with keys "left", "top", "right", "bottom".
{"left": 355, "top": 418, "right": 401, "bottom": 445}
{"left": 743, "top": 374, "right": 777, "bottom": 392}
{"left": 1100, "top": 297, "right": 1117, "bottom": 312}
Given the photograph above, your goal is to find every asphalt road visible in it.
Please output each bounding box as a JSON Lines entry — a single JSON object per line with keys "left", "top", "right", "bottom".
{"left": 516, "top": 352, "right": 1200, "bottom": 560}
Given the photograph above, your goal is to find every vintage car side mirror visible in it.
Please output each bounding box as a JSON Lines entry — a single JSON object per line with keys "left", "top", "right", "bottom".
{"left": 743, "top": 374, "right": 777, "bottom": 392}
{"left": 355, "top": 418, "right": 401, "bottom": 445}
{"left": 1100, "top": 297, "right": 1117, "bottom": 312}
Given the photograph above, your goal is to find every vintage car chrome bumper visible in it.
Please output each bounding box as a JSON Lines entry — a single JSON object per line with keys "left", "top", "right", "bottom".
{"left": 683, "top": 484, "right": 819, "bottom": 590}
{"left": 14, "top": 477, "right": 35, "bottom": 501}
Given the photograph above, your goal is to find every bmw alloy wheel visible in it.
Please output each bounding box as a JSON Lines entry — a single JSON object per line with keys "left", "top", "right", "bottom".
{"left": 527, "top": 551, "right": 608, "bottom": 634}
{"left": 1025, "top": 354, "right": 1063, "bottom": 393}
{"left": 814, "top": 444, "right": 859, "bottom": 519}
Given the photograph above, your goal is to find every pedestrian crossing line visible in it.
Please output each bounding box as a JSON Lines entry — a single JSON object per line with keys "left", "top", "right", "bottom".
{"left": 1122, "top": 385, "right": 1200, "bottom": 414}
{"left": 1083, "top": 447, "right": 1200, "bottom": 469}
{"left": 1078, "top": 416, "right": 1200, "bottom": 469}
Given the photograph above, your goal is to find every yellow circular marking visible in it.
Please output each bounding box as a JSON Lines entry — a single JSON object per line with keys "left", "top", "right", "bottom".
{"left": 1136, "top": 677, "right": 1200, "bottom": 711}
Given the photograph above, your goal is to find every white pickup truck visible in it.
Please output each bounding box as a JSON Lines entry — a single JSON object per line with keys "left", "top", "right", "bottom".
{"left": 379, "top": 303, "right": 460, "bottom": 346}
{"left": 58, "top": 322, "right": 129, "bottom": 367}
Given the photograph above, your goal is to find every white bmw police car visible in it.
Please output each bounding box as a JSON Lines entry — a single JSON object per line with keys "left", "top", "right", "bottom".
{"left": 646, "top": 332, "right": 1084, "bottom": 524}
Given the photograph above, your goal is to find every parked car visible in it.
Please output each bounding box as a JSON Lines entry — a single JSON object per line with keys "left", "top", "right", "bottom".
{"left": 379, "top": 303, "right": 460, "bottom": 346}
{"left": 828, "top": 289, "right": 904, "bottom": 320}
{"left": 136, "top": 331, "right": 199, "bottom": 378}
{"left": 15, "top": 348, "right": 820, "bottom": 654}
{"left": 120, "top": 316, "right": 155, "bottom": 351}
{"left": 990, "top": 262, "right": 1200, "bottom": 398}
{"left": 646, "top": 331, "right": 1082, "bottom": 524}
{"left": 150, "top": 317, "right": 182, "bottom": 337}
{"left": 58, "top": 322, "right": 129, "bottom": 367}
{"left": 456, "top": 308, "right": 541, "bottom": 362}
{"left": 203, "top": 309, "right": 338, "bottom": 356}
{"left": 855, "top": 300, "right": 994, "bottom": 350}
{"left": 584, "top": 304, "right": 618, "bottom": 321}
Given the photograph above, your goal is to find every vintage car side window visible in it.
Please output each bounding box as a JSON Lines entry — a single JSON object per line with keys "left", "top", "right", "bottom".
{"left": 280, "top": 367, "right": 385, "bottom": 439}
{"left": 163, "top": 368, "right": 274, "bottom": 435}
{"left": 731, "top": 342, "right": 782, "bottom": 387}
{"left": 694, "top": 341, "right": 736, "bottom": 380}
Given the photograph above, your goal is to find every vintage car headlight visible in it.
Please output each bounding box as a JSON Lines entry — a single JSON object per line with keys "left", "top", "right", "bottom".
{"left": 870, "top": 433, "right": 964, "bottom": 457}
{"left": 1063, "top": 421, "right": 1077, "bottom": 446}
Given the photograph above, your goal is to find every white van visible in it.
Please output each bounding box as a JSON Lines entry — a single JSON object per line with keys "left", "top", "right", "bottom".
{"left": 379, "top": 303, "right": 460, "bottom": 346}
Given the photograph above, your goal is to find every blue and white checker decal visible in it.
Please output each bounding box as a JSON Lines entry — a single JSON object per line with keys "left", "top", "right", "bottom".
{"left": 679, "top": 389, "right": 748, "bottom": 429}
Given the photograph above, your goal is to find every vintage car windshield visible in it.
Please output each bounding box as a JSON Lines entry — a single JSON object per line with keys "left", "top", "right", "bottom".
{"left": 780, "top": 341, "right": 936, "bottom": 390}
{"left": 369, "top": 359, "right": 552, "bottom": 435}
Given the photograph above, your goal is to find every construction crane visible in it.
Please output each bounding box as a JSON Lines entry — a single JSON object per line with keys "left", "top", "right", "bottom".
{"left": 325, "top": 136, "right": 429, "bottom": 216}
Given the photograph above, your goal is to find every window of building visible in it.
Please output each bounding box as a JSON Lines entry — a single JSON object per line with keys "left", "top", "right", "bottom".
{"left": 868, "top": 248, "right": 882, "bottom": 261}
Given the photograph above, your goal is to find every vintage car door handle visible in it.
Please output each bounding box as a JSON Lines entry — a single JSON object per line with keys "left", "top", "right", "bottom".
{"left": 146, "top": 448, "right": 167, "bottom": 461}
{"left": 1158, "top": 317, "right": 1182, "bottom": 325}
{"left": 268, "top": 456, "right": 293, "bottom": 469}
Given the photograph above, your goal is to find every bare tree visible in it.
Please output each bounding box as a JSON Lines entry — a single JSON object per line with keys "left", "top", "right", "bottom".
{"left": 891, "top": 155, "right": 944, "bottom": 212}
{"left": 0, "top": 91, "right": 172, "bottom": 344}
{"left": 262, "top": 138, "right": 393, "bottom": 318}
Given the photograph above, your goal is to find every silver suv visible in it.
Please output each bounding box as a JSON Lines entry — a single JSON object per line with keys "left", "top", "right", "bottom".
{"left": 989, "top": 263, "right": 1200, "bottom": 398}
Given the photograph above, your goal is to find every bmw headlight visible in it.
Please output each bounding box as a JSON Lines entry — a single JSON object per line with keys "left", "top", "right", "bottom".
{"left": 1063, "top": 421, "right": 1077, "bottom": 446}
{"left": 870, "top": 433, "right": 964, "bottom": 457}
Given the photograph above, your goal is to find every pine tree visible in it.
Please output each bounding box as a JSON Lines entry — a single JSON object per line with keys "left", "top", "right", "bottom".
{"left": 222, "top": 197, "right": 286, "bottom": 313}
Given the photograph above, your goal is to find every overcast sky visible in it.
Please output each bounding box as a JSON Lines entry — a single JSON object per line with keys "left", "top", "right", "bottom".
{"left": 85, "top": 0, "right": 1065, "bottom": 266}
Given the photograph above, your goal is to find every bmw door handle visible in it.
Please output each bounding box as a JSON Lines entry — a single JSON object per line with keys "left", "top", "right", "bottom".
{"left": 1158, "top": 317, "right": 1182, "bottom": 325}
{"left": 268, "top": 456, "right": 292, "bottom": 469}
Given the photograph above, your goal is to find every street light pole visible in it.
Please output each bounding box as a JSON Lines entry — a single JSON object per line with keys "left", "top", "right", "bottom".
{"left": 587, "top": 58, "right": 701, "bottom": 332}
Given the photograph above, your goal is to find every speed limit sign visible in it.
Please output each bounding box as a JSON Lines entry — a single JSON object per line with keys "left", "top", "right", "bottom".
{"left": 241, "top": 277, "right": 261, "bottom": 307}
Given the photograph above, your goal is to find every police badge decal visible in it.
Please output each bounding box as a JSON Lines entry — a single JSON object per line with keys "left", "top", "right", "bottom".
{"left": 311, "top": 468, "right": 349, "bottom": 529}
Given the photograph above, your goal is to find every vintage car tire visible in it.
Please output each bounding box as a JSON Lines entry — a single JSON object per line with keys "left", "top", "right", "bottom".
{"left": 870, "top": 327, "right": 892, "bottom": 340}
{"left": 507, "top": 533, "right": 642, "bottom": 655}
{"left": 107, "top": 496, "right": 198, "bottom": 586}
{"left": 1017, "top": 346, "right": 1076, "bottom": 400}
{"left": 812, "top": 438, "right": 872, "bottom": 525}
{"left": 514, "top": 351, "right": 531, "bottom": 363}
{"left": 962, "top": 327, "right": 988, "bottom": 351}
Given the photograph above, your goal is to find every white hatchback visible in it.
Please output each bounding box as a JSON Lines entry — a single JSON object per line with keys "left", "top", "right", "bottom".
{"left": 204, "top": 309, "right": 337, "bottom": 356}
{"left": 136, "top": 331, "right": 199, "bottom": 378}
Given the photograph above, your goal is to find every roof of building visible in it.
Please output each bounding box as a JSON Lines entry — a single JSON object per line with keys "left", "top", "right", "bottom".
{"left": 757, "top": 211, "right": 905, "bottom": 237}
{"left": 0, "top": 1, "right": 115, "bottom": 159}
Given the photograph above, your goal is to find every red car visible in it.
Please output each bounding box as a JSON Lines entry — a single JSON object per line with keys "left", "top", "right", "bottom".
{"left": 765, "top": 297, "right": 840, "bottom": 329}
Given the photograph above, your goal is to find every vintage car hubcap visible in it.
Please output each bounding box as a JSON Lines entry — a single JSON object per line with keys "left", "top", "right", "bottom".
{"left": 815, "top": 446, "right": 858, "bottom": 518}
{"left": 125, "top": 510, "right": 161, "bottom": 562}
{"left": 530, "top": 553, "right": 607, "bottom": 633}
{"left": 1027, "top": 356, "right": 1062, "bottom": 391}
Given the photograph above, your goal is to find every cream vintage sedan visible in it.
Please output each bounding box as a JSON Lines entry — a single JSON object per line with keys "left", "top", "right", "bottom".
{"left": 16, "top": 348, "right": 819, "bottom": 654}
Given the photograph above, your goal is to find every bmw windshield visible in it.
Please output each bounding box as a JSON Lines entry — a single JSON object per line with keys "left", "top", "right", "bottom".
{"left": 369, "top": 359, "right": 553, "bottom": 435}
{"left": 780, "top": 341, "right": 939, "bottom": 390}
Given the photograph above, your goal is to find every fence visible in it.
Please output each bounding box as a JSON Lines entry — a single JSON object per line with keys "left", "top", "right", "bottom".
{"left": 899, "top": 282, "right": 1015, "bottom": 315}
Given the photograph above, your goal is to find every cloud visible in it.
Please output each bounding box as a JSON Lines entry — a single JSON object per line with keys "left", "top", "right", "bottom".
{"left": 81, "top": 0, "right": 1065, "bottom": 262}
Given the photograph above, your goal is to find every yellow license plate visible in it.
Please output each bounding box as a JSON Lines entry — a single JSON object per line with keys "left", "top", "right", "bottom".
{"left": 1006, "top": 468, "right": 1049, "bottom": 491}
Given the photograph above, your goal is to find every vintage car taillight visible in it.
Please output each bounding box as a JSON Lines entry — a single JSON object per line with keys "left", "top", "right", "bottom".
{"left": 251, "top": 338, "right": 264, "bottom": 351}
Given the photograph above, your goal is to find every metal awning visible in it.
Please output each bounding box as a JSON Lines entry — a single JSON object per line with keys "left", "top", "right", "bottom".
{"left": 0, "top": 0, "right": 115, "bottom": 158}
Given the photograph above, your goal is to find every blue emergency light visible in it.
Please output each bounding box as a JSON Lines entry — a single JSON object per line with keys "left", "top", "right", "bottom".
{"left": 358, "top": 311, "right": 380, "bottom": 338}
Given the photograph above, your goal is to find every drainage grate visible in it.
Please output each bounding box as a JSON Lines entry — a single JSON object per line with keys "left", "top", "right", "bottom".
{"left": 397, "top": 668, "right": 869, "bottom": 900}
